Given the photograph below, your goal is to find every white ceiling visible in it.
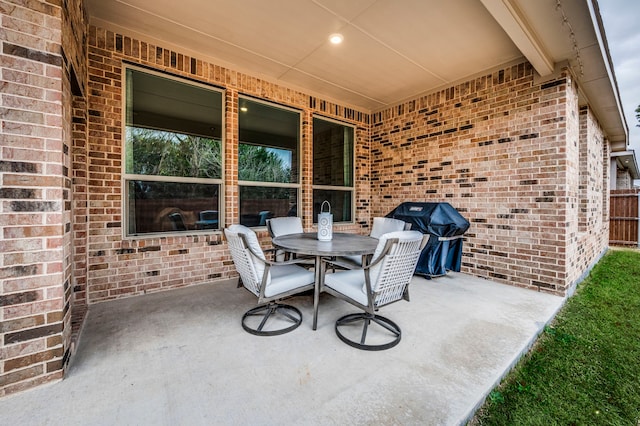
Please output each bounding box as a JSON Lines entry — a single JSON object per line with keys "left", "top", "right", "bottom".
{"left": 85, "top": 0, "right": 628, "bottom": 145}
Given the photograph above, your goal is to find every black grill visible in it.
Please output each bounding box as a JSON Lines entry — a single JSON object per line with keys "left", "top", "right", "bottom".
{"left": 386, "top": 202, "right": 469, "bottom": 277}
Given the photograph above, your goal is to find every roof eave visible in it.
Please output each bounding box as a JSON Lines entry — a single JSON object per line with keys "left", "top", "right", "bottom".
{"left": 584, "top": 0, "right": 629, "bottom": 151}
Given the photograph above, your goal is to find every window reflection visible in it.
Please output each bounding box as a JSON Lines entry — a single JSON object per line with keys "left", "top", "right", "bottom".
{"left": 239, "top": 187, "right": 298, "bottom": 227}
{"left": 312, "top": 189, "right": 352, "bottom": 223}
{"left": 128, "top": 181, "right": 219, "bottom": 234}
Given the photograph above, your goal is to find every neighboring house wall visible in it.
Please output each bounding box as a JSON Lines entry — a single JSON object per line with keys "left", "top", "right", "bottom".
{"left": 0, "top": 0, "right": 86, "bottom": 396}
{"left": 616, "top": 168, "right": 633, "bottom": 189}
{"left": 369, "top": 64, "right": 609, "bottom": 294}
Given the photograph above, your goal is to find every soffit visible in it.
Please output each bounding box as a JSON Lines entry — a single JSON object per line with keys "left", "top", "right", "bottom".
{"left": 85, "top": 0, "right": 523, "bottom": 109}
{"left": 85, "top": 0, "right": 627, "bottom": 145}
{"left": 611, "top": 151, "right": 640, "bottom": 180}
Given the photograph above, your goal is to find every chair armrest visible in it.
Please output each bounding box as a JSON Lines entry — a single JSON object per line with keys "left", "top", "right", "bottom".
{"left": 272, "top": 257, "right": 315, "bottom": 267}
{"left": 264, "top": 247, "right": 279, "bottom": 261}
{"left": 323, "top": 238, "right": 397, "bottom": 272}
{"left": 251, "top": 247, "right": 314, "bottom": 268}
{"left": 323, "top": 257, "right": 361, "bottom": 270}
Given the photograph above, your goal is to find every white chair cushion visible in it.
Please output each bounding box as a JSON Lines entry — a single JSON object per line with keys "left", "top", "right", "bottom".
{"left": 227, "top": 224, "right": 267, "bottom": 282}
{"left": 324, "top": 269, "right": 369, "bottom": 306}
{"left": 268, "top": 217, "right": 303, "bottom": 237}
{"left": 265, "top": 264, "right": 315, "bottom": 298}
{"left": 370, "top": 217, "right": 408, "bottom": 239}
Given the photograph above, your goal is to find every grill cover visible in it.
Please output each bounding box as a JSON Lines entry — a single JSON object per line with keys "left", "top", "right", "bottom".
{"left": 386, "top": 202, "right": 470, "bottom": 277}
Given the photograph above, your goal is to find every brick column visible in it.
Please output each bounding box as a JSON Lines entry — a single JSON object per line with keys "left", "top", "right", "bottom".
{"left": 1, "top": 0, "right": 86, "bottom": 396}
{"left": 1, "top": 0, "right": 66, "bottom": 396}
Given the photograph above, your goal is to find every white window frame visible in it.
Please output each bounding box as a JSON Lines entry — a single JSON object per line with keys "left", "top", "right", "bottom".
{"left": 312, "top": 115, "right": 356, "bottom": 224}
{"left": 122, "top": 65, "right": 225, "bottom": 238}
{"left": 238, "top": 96, "right": 302, "bottom": 227}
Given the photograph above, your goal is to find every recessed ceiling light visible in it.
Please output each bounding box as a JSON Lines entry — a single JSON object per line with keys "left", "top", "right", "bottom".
{"left": 240, "top": 107, "right": 248, "bottom": 112}
{"left": 329, "top": 33, "right": 344, "bottom": 44}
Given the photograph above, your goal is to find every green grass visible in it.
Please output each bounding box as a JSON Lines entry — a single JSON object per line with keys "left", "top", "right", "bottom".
{"left": 472, "top": 248, "right": 640, "bottom": 426}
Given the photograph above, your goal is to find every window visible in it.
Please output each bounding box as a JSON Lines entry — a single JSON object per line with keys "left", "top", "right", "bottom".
{"left": 238, "top": 97, "right": 300, "bottom": 226}
{"left": 124, "top": 67, "right": 223, "bottom": 236}
{"left": 312, "top": 117, "right": 354, "bottom": 223}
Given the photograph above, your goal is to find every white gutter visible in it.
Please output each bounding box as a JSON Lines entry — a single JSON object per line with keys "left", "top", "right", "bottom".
{"left": 586, "top": 0, "right": 629, "bottom": 148}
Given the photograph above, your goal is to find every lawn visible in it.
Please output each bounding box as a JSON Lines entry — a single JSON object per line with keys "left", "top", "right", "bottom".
{"left": 471, "top": 248, "right": 640, "bottom": 425}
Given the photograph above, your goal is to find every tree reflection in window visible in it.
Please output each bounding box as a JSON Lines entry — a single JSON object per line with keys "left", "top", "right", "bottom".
{"left": 128, "top": 127, "right": 222, "bottom": 179}
{"left": 238, "top": 144, "right": 290, "bottom": 183}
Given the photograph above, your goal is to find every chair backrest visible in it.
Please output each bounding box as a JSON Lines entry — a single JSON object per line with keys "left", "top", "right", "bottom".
{"left": 199, "top": 210, "right": 218, "bottom": 221}
{"left": 224, "top": 224, "right": 269, "bottom": 296}
{"left": 367, "top": 230, "right": 426, "bottom": 307}
{"left": 370, "top": 217, "right": 410, "bottom": 238}
{"left": 258, "top": 210, "right": 273, "bottom": 226}
{"left": 168, "top": 212, "right": 187, "bottom": 231}
{"left": 266, "top": 216, "right": 303, "bottom": 238}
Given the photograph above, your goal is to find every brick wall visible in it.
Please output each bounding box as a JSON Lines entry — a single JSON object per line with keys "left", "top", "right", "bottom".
{"left": 0, "top": 0, "right": 85, "bottom": 396}
{"left": 567, "top": 105, "right": 608, "bottom": 288}
{"left": 616, "top": 168, "right": 633, "bottom": 189}
{"left": 84, "top": 26, "right": 370, "bottom": 304}
{"left": 71, "top": 94, "right": 87, "bottom": 335}
{"left": 369, "top": 63, "right": 609, "bottom": 294}
{"left": 63, "top": 0, "right": 88, "bottom": 363}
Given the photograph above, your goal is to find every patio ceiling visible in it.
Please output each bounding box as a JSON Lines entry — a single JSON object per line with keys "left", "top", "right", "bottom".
{"left": 85, "top": 0, "right": 628, "bottom": 148}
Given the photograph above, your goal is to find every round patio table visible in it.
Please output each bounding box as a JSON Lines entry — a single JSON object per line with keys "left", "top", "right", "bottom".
{"left": 272, "top": 232, "right": 378, "bottom": 330}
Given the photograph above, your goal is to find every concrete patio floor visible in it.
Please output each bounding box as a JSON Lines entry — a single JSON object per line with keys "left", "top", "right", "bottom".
{"left": 0, "top": 273, "right": 564, "bottom": 425}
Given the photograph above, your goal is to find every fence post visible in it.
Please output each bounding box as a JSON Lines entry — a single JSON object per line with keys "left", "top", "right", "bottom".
{"left": 637, "top": 191, "right": 640, "bottom": 248}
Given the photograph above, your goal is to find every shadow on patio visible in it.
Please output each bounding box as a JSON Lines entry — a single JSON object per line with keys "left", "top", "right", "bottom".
{"left": 0, "top": 273, "right": 563, "bottom": 425}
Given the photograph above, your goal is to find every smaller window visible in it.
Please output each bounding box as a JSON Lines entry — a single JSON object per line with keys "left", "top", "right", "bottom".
{"left": 238, "top": 97, "right": 300, "bottom": 227}
{"left": 312, "top": 117, "right": 355, "bottom": 223}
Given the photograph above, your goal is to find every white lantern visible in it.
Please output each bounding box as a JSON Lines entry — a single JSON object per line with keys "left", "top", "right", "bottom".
{"left": 317, "top": 201, "right": 333, "bottom": 241}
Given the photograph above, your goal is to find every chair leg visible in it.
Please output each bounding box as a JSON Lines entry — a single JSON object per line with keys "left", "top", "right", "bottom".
{"left": 242, "top": 302, "right": 303, "bottom": 336}
{"left": 335, "top": 312, "right": 401, "bottom": 351}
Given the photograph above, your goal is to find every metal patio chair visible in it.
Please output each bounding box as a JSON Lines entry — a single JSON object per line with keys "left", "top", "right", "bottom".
{"left": 224, "top": 224, "right": 315, "bottom": 336}
{"left": 323, "top": 230, "right": 427, "bottom": 350}
{"left": 337, "top": 217, "right": 411, "bottom": 268}
{"left": 168, "top": 212, "right": 187, "bottom": 231}
{"left": 266, "top": 216, "right": 305, "bottom": 261}
{"left": 197, "top": 210, "right": 219, "bottom": 229}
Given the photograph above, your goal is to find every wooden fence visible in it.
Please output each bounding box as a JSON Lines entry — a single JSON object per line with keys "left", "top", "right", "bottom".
{"left": 610, "top": 189, "right": 640, "bottom": 246}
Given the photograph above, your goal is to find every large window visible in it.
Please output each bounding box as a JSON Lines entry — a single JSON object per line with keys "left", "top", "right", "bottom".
{"left": 313, "top": 117, "right": 354, "bottom": 223}
{"left": 238, "top": 97, "right": 300, "bottom": 226}
{"left": 124, "top": 67, "right": 223, "bottom": 236}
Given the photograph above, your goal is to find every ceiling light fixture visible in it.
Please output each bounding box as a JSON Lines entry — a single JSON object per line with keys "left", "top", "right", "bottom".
{"left": 329, "top": 33, "right": 344, "bottom": 44}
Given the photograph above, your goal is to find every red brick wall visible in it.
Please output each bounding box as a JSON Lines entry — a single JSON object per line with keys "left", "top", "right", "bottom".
{"left": 71, "top": 94, "right": 88, "bottom": 326}
{"left": 568, "top": 104, "right": 608, "bottom": 288}
{"left": 369, "top": 64, "right": 609, "bottom": 294}
{"left": 1, "top": 0, "right": 86, "bottom": 396}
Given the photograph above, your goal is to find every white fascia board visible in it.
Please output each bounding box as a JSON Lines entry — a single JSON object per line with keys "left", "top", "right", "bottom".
{"left": 480, "top": 0, "right": 554, "bottom": 77}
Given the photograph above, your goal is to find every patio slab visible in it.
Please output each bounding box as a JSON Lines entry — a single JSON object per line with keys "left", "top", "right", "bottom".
{"left": 0, "top": 273, "right": 564, "bottom": 425}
